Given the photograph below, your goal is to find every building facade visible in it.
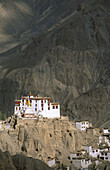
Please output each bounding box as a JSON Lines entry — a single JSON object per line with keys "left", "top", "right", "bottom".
{"left": 99, "top": 151, "right": 110, "bottom": 161}
{"left": 72, "top": 158, "right": 92, "bottom": 169}
{"left": 14, "top": 94, "right": 60, "bottom": 119}
{"left": 75, "top": 121, "right": 90, "bottom": 131}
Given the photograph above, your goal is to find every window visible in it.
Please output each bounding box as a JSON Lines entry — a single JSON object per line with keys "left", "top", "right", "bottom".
{"left": 35, "top": 104, "right": 37, "bottom": 107}
{"left": 50, "top": 134, "right": 52, "bottom": 137}
{"left": 45, "top": 100, "right": 46, "bottom": 103}
{"left": 96, "top": 150, "right": 98, "bottom": 152}
{"left": 93, "top": 150, "right": 94, "bottom": 153}
{"left": 30, "top": 104, "right": 31, "bottom": 106}
{"left": 16, "top": 107, "right": 17, "bottom": 111}
{"left": 53, "top": 106, "right": 55, "bottom": 109}
{"left": 36, "top": 100, "right": 37, "bottom": 103}
{"left": 56, "top": 105, "right": 58, "bottom": 109}
{"left": 48, "top": 106, "right": 50, "bottom": 110}
{"left": 105, "top": 153, "right": 107, "bottom": 156}
{"left": 30, "top": 100, "right": 32, "bottom": 103}
{"left": 19, "top": 107, "right": 21, "bottom": 110}
{"left": 35, "top": 108, "right": 37, "bottom": 111}
{"left": 106, "top": 157, "right": 108, "bottom": 159}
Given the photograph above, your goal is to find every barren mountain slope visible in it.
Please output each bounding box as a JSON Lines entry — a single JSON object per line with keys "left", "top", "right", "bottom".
{"left": 0, "top": 0, "right": 79, "bottom": 53}
{"left": 0, "top": 0, "right": 110, "bottom": 126}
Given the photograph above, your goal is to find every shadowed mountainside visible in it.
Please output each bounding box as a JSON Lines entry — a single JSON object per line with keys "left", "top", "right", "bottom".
{"left": 0, "top": 0, "right": 110, "bottom": 126}
{"left": 0, "top": 150, "right": 52, "bottom": 170}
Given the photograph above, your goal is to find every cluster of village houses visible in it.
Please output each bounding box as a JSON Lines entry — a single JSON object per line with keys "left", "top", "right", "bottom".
{"left": 0, "top": 94, "right": 110, "bottom": 169}
{"left": 69, "top": 121, "right": 110, "bottom": 169}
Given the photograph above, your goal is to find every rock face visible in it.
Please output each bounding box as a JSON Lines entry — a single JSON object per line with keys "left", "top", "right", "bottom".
{"left": 0, "top": 117, "right": 75, "bottom": 166}
{"left": 0, "top": 0, "right": 110, "bottom": 127}
{"left": 0, "top": 116, "right": 108, "bottom": 169}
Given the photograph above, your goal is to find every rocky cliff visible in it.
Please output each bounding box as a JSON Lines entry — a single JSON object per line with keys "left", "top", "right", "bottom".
{"left": 0, "top": 116, "right": 101, "bottom": 168}
{"left": 0, "top": 0, "right": 110, "bottom": 126}
{"left": 0, "top": 117, "right": 75, "bottom": 166}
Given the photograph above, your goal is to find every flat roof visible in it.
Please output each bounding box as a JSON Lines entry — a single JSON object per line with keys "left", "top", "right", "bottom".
{"left": 75, "top": 120, "right": 89, "bottom": 123}
{"left": 21, "top": 96, "right": 51, "bottom": 100}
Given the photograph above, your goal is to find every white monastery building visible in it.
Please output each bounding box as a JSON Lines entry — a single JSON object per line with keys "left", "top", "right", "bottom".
{"left": 75, "top": 121, "right": 90, "bottom": 131}
{"left": 14, "top": 94, "right": 60, "bottom": 119}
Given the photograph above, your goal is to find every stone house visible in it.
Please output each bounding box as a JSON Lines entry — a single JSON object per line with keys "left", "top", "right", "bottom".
{"left": 72, "top": 158, "right": 92, "bottom": 169}
{"left": 75, "top": 121, "right": 90, "bottom": 131}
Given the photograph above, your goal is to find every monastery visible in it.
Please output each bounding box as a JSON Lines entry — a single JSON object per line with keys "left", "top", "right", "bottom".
{"left": 14, "top": 93, "right": 60, "bottom": 119}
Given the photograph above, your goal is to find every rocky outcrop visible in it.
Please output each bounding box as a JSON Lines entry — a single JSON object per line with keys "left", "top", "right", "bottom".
{"left": 0, "top": 116, "right": 102, "bottom": 167}
{"left": 0, "top": 117, "right": 75, "bottom": 166}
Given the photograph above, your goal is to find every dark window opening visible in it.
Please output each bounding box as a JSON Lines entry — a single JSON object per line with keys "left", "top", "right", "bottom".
{"left": 69, "top": 133, "right": 72, "bottom": 137}
{"left": 50, "top": 134, "right": 52, "bottom": 137}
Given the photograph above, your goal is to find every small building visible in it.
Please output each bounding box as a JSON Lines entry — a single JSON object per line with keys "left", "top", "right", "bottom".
{"left": 75, "top": 121, "right": 90, "bottom": 131}
{"left": 81, "top": 145, "right": 92, "bottom": 154}
{"left": 14, "top": 94, "right": 60, "bottom": 119}
{"left": 99, "top": 135, "right": 110, "bottom": 147}
{"left": 82, "top": 145, "right": 100, "bottom": 158}
{"left": 71, "top": 158, "right": 92, "bottom": 169}
{"left": 99, "top": 151, "right": 110, "bottom": 161}
{"left": 48, "top": 159, "right": 55, "bottom": 167}
{"left": 89, "top": 148, "right": 100, "bottom": 158}
{"left": 99, "top": 145, "right": 110, "bottom": 152}
{"left": 70, "top": 152, "right": 82, "bottom": 160}
{"left": 103, "top": 128, "right": 110, "bottom": 135}
{"left": 86, "top": 127, "right": 100, "bottom": 136}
